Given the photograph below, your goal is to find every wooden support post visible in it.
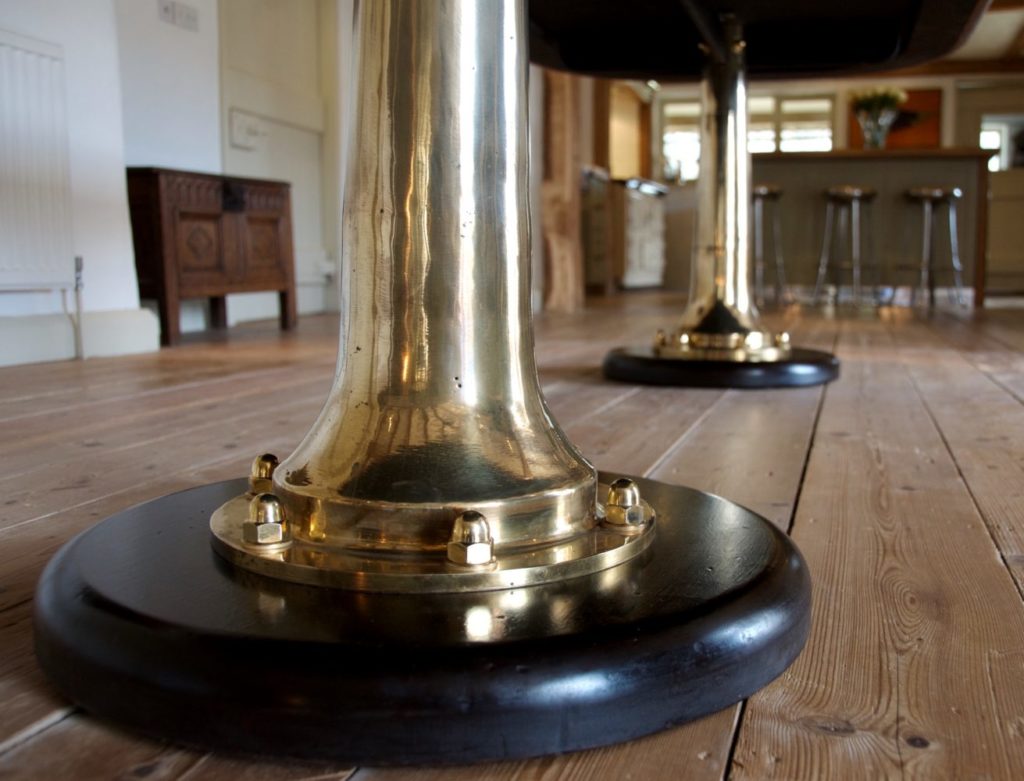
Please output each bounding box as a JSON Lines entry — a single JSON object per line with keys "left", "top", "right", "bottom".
{"left": 541, "top": 69, "right": 585, "bottom": 313}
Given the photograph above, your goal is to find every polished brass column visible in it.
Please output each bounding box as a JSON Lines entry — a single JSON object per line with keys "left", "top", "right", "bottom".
{"left": 210, "top": 0, "right": 654, "bottom": 591}
{"left": 656, "top": 18, "right": 790, "bottom": 361}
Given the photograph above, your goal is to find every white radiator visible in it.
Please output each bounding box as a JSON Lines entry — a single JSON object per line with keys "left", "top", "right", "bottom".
{"left": 0, "top": 28, "right": 74, "bottom": 292}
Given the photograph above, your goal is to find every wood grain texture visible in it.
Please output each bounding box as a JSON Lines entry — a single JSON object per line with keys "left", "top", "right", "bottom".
{"left": 2, "top": 302, "right": 1024, "bottom": 780}
{"left": 731, "top": 317, "right": 1024, "bottom": 779}
{"left": 541, "top": 70, "right": 585, "bottom": 314}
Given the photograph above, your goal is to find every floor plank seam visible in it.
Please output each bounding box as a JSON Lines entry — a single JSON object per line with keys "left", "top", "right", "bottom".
{"left": 926, "top": 314, "right": 1024, "bottom": 407}
{"left": 641, "top": 391, "right": 728, "bottom": 480}
{"left": 935, "top": 308, "right": 1024, "bottom": 355}
{"left": 0, "top": 434, "right": 299, "bottom": 537}
{"left": 904, "top": 366, "right": 1024, "bottom": 605}
{"left": 894, "top": 650, "right": 905, "bottom": 780}
{"left": 0, "top": 596, "right": 32, "bottom": 618}
{"left": 0, "top": 708, "right": 74, "bottom": 759}
{"left": 781, "top": 322, "right": 839, "bottom": 538}
{"left": 0, "top": 392, "right": 324, "bottom": 493}
{"left": 559, "top": 384, "right": 642, "bottom": 428}
{"left": 0, "top": 361, "right": 332, "bottom": 426}
{"left": 722, "top": 700, "right": 749, "bottom": 781}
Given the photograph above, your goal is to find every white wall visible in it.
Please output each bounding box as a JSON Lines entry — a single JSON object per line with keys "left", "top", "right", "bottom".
{"left": 0, "top": 0, "right": 139, "bottom": 315}
{"left": 0, "top": 0, "right": 158, "bottom": 365}
{"left": 218, "top": 0, "right": 333, "bottom": 327}
{"left": 114, "top": 0, "right": 221, "bottom": 173}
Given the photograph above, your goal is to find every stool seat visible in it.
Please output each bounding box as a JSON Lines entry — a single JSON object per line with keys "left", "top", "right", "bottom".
{"left": 906, "top": 186, "right": 963, "bottom": 202}
{"left": 753, "top": 184, "right": 783, "bottom": 199}
{"left": 826, "top": 185, "right": 877, "bottom": 201}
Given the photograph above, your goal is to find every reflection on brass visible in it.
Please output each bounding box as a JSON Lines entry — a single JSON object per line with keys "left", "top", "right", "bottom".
{"left": 655, "top": 17, "right": 791, "bottom": 363}
{"left": 227, "top": 476, "right": 655, "bottom": 642}
{"left": 210, "top": 0, "right": 655, "bottom": 592}
{"left": 248, "top": 453, "right": 279, "bottom": 494}
{"left": 211, "top": 481, "right": 654, "bottom": 593}
{"left": 242, "top": 493, "right": 291, "bottom": 547}
{"left": 602, "top": 478, "right": 654, "bottom": 534}
{"left": 446, "top": 511, "right": 496, "bottom": 567}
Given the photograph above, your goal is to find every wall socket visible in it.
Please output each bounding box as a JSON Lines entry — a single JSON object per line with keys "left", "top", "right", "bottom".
{"left": 157, "top": 0, "right": 199, "bottom": 33}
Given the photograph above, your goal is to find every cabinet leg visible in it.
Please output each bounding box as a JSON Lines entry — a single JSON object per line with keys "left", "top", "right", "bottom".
{"left": 158, "top": 293, "right": 181, "bottom": 347}
{"left": 280, "top": 288, "right": 297, "bottom": 331}
{"left": 209, "top": 297, "right": 228, "bottom": 330}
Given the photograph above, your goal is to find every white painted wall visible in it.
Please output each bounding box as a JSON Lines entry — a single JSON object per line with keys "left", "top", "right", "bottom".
{"left": 218, "top": 0, "right": 333, "bottom": 328}
{"left": 113, "top": 0, "right": 221, "bottom": 173}
{"left": 0, "top": 0, "right": 139, "bottom": 315}
{"left": 0, "top": 0, "right": 159, "bottom": 365}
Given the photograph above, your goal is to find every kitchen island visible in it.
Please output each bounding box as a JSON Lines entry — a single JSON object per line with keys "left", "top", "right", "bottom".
{"left": 751, "top": 148, "right": 991, "bottom": 306}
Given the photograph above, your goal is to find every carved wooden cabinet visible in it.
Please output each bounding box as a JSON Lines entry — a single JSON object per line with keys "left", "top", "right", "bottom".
{"left": 126, "top": 167, "right": 297, "bottom": 345}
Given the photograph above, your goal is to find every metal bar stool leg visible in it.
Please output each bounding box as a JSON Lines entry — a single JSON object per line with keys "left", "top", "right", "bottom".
{"left": 815, "top": 201, "right": 834, "bottom": 303}
{"left": 921, "top": 199, "right": 934, "bottom": 308}
{"left": 753, "top": 194, "right": 766, "bottom": 307}
{"left": 948, "top": 197, "right": 966, "bottom": 306}
{"left": 851, "top": 198, "right": 862, "bottom": 304}
{"left": 772, "top": 197, "right": 789, "bottom": 304}
{"left": 836, "top": 202, "right": 850, "bottom": 302}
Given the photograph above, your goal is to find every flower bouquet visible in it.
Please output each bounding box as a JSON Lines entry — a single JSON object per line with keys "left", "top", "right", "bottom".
{"left": 850, "top": 87, "right": 908, "bottom": 149}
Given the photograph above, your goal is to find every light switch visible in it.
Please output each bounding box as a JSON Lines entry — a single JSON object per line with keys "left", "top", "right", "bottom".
{"left": 157, "top": 0, "right": 175, "bottom": 24}
{"left": 229, "top": 110, "right": 265, "bottom": 152}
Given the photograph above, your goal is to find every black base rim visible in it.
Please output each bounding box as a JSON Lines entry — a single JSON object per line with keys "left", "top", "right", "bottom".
{"left": 602, "top": 346, "right": 840, "bottom": 388}
{"left": 34, "top": 476, "right": 811, "bottom": 766}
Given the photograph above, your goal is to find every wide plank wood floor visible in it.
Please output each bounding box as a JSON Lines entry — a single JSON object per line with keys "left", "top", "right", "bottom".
{"left": 1, "top": 293, "right": 1023, "bottom": 779}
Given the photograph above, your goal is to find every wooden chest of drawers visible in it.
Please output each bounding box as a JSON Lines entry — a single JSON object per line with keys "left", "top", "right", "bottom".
{"left": 126, "top": 167, "right": 297, "bottom": 345}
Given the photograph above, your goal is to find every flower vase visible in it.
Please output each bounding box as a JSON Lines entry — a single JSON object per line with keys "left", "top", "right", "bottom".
{"left": 857, "top": 108, "right": 898, "bottom": 150}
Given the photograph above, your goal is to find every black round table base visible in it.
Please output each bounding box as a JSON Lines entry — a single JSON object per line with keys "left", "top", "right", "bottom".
{"left": 603, "top": 346, "right": 839, "bottom": 388}
{"left": 35, "top": 475, "right": 810, "bottom": 766}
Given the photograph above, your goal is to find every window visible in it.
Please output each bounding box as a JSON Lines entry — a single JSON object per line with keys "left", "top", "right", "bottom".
{"left": 661, "top": 93, "right": 834, "bottom": 182}
{"left": 980, "top": 126, "right": 1004, "bottom": 172}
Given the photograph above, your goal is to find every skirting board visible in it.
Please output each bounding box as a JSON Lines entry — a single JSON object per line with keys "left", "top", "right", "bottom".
{"left": 0, "top": 309, "right": 160, "bottom": 367}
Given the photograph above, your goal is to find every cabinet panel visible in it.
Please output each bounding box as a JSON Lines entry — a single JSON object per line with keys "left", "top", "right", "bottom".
{"left": 126, "top": 167, "right": 296, "bottom": 345}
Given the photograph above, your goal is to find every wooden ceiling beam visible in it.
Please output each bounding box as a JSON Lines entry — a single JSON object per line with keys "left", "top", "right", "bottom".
{"left": 869, "top": 57, "right": 1024, "bottom": 77}
{"left": 1004, "top": 20, "right": 1024, "bottom": 58}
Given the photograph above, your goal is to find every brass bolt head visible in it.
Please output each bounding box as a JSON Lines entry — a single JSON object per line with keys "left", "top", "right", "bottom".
{"left": 249, "top": 453, "right": 279, "bottom": 494}
{"left": 775, "top": 332, "right": 791, "bottom": 347}
{"left": 243, "top": 493, "right": 290, "bottom": 545}
{"left": 605, "top": 478, "right": 647, "bottom": 528}
{"left": 447, "top": 510, "right": 494, "bottom": 566}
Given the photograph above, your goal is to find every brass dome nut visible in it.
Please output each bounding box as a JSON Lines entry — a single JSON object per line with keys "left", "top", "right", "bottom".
{"left": 447, "top": 510, "right": 494, "bottom": 566}
{"left": 243, "top": 493, "right": 290, "bottom": 545}
{"left": 605, "top": 478, "right": 647, "bottom": 528}
{"left": 249, "top": 453, "right": 279, "bottom": 494}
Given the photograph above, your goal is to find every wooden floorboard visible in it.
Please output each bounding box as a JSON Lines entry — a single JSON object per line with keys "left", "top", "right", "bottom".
{"left": 0, "top": 301, "right": 1022, "bottom": 779}
{"left": 731, "top": 315, "right": 1024, "bottom": 780}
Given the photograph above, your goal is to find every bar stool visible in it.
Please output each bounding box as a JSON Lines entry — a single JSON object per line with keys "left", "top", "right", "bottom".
{"left": 903, "top": 186, "right": 966, "bottom": 307}
{"left": 752, "top": 184, "right": 791, "bottom": 306}
{"left": 814, "top": 185, "right": 878, "bottom": 305}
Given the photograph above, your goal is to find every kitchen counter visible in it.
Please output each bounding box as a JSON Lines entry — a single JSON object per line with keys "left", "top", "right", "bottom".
{"left": 751, "top": 148, "right": 990, "bottom": 305}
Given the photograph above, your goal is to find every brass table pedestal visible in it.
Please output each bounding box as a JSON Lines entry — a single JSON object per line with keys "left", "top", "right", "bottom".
{"left": 35, "top": 475, "right": 810, "bottom": 765}
{"left": 603, "top": 16, "right": 838, "bottom": 390}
